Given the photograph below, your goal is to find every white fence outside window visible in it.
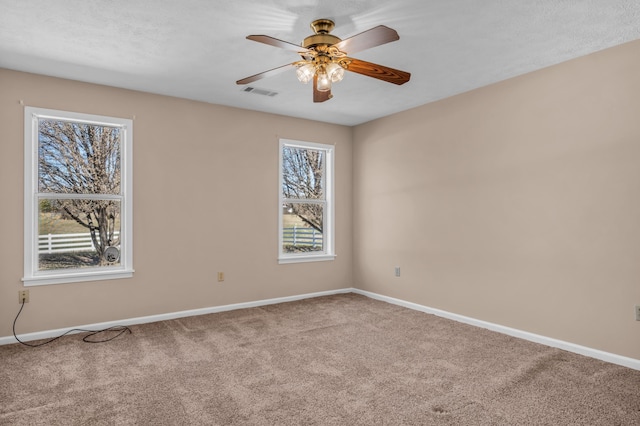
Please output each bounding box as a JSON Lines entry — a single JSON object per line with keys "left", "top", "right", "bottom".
{"left": 39, "top": 232, "right": 120, "bottom": 254}
{"left": 40, "top": 227, "right": 322, "bottom": 254}
{"left": 282, "top": 226, "right": 322, "bottom": 248}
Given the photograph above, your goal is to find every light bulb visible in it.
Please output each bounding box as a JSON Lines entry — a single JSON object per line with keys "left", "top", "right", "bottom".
{"left": 326, "top": 62, "right": 345, "bottom": 83}
{"left": 296, "top": 64, "right": 315, "bottom": 84}
{"left": 317, "top": 71, "right": 331, "bottom": 92}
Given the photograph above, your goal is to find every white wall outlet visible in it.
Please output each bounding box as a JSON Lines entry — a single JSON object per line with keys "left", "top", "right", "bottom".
{"left": 395, "top": 267, "right": 401, "bottom": 277}
{"left": 635, "top": 305, "right": 640, "bottom": 321}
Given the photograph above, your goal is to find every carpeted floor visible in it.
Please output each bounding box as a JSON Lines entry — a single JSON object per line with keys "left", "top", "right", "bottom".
{"left": 1, "top": 293, "right": 639, "bottom": 425}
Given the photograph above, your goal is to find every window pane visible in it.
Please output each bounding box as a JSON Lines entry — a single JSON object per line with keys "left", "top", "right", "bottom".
{"left": 38, "top": 119, "right": 121, "bottom": 195}
{"left": 282, "top": 146, "right": 324, "bottom": 200}
{"left": 38, "top": 198, "right": 122, "bottom": 270}
{"left": 282, "top": 203, "right": 324, "bottom": 253}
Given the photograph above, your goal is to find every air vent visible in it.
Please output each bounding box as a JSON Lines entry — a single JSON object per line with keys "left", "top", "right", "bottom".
{"left": 242, "top": 86, "right": 278, "bottom": 97}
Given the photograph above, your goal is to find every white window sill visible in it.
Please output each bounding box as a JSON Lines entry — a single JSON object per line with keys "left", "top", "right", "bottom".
{"left": 22, "top": 269, "right": 134, "bottom": 286}
{"left": 278, "top": 254, "right": 336, "bottom": 264}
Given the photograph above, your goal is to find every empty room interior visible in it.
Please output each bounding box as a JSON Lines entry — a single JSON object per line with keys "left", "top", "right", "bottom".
{"left": 1, "top": 0, "right": 640, "bottom": 424}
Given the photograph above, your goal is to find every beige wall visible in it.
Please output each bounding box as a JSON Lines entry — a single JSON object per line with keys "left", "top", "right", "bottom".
{"left": 353, "top": 40, "right": 640, "bottom": 360}
{"left": 0, "top": 69, "right": 353, "bottom": 336}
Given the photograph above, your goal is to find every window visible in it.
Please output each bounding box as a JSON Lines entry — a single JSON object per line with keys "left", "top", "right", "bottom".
{"left": 23, "top": 107, "right": 133, "bottom": 286}
{"left": 279, "top": 139, "right": 335, "bottom": 263}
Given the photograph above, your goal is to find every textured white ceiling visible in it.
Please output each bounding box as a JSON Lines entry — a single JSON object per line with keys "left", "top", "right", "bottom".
{"left": 1, "top": 0, "right": 638, "bottom": 126}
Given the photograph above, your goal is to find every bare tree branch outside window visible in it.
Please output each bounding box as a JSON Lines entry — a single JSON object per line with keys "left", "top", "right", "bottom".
{"left": 282, "top": 146, "right": 324, "bottom": 233}
{"left": 38, "top": 119, "right": 121, "bottom": 268}
{"left": 281, "top": 144, "right": 328, "bottom": 254}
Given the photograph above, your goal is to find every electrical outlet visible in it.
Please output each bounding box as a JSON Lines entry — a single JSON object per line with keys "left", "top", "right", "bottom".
{"left": 395, "top": 267, "right": 401, "bottom": 277}
{"left": 217, "top": 272, "right": 224, "bottom": 282}
{"left": 18, "top": 290, "right": 29, "bottom": 304}
{"left": 635, "top": 305, "right": 640, "bottom": 321}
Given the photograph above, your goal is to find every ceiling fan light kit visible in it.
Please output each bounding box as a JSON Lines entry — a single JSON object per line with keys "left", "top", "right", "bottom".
{"left": 237, "top": 19, "right": 411, "bottom": 102}
{"left": 294, "top": 46, "right": 348, "bottom": 92}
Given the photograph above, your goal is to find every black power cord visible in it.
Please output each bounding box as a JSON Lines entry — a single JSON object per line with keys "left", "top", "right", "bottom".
{"left": 13, "top": 297, "right": 132, "bottom": 347}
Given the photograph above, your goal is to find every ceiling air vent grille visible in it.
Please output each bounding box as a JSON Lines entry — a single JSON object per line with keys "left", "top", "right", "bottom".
{"left": 242, "top": 86, "right": 278, "bottom": 97}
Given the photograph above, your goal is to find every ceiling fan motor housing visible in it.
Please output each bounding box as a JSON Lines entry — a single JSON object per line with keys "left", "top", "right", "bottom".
{"left": 304, "top": 19, "right": 341, "bottom": 49}
{"left": 303, "top": 33, "right": 341, "bottom": 49}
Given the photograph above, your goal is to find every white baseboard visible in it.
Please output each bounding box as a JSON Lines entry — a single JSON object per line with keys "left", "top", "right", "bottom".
{"left": 0, "top": 288, "right": 353, "bottom": 346}
{"left": 3, "top": 286, "right": 639, "bottom": 371}
{"left": 352, "top": 288, "right": 640, "bottom": 371}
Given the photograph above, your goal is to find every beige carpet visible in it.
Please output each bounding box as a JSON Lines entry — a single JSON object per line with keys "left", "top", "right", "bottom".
{"left": 1, "top": 293, "right": 639, "bottom": 425}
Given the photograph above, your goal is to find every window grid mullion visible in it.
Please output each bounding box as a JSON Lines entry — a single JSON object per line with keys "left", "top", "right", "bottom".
{"left": 282, "top": 198, "right": 326, "bottom": 205}
{"left": 37, "top": 193, "right": 123, "bottom": 201}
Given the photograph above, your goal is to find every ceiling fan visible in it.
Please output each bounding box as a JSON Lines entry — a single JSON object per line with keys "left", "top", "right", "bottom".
{"left": 236, "top": 19, "right": 411, "bottom": 102}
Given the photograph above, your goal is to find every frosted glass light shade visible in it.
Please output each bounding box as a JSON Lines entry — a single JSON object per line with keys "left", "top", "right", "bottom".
{"left": 316, "top": 71, "right": 331, "bottom": 92}
{"left": 326, "top": 62, "right": 345, "bottom": 82}
{"left": 296, "top": 64, "right": 315, "bottom": 84}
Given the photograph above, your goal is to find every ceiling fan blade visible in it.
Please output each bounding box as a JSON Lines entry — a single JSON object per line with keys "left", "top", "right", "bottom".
{"left": 344, "top": 58, "right": 411, "bottom": 85}
{"left": 246, "top": 35, "right": 310, "bottom": 54}
{"left": 333, "top": 25, "right": 399, "bottom": 54}
{"left": 236, "top": 63, "right": 295, "bottom": 85}
{"left": 313, "top": 74, "right": 332, "bottom": 103}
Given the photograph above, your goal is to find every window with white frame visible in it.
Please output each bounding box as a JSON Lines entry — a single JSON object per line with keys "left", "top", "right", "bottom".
{"left": 23, "top": 107, "right": 133, "bottom": 286}
{"left": 279, "top": 139, "right": 335, "bottom": 263}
